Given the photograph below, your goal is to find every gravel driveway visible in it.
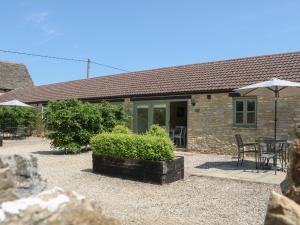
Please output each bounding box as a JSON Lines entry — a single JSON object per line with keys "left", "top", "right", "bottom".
{"left": 0, "top": 137, "right": 280, "bottom": 225}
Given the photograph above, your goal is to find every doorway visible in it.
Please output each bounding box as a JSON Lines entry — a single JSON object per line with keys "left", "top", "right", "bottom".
{"left": 169, "top": 101, "right": 187, "bottom": 129}
{"left": 135, "top": 102, "right": 168, "bottom": 133}
{"left": 134, "top": 100, "right": 188, "bottom": 148}
{"left": 169, "top": 101, "right": 187, "bottom": 148}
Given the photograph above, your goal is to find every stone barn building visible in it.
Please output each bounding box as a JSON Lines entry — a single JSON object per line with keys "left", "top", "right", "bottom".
{"left": 0, "top": 51, "right": 300, "bottom": 154}
{"left": 0, "top": 61, "right": 33, "bottom": 94}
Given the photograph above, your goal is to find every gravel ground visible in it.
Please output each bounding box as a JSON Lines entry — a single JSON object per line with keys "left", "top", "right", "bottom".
{"left": 0, "top": 137, "right": 281, "bottom": 225}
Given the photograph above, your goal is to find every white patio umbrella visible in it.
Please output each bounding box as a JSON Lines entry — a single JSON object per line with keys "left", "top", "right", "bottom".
{"left": 0, "top": 100, "right": 32, "bottom": 107}
{"left": 236, "top": 78, "right": 300, "bottom": 140}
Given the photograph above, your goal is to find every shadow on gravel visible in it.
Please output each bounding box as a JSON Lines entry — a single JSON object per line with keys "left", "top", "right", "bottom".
{"left": 32, "top": 149, "right": 91, "bottom": 156}
{"left": 196, "top": 160, "right": 258, "bottom": 171}
{"left": 32, "top": 150, "right": 67, "bottom": 155}
{"left": 80, "top": 168, "right": 94, "bottom": 173}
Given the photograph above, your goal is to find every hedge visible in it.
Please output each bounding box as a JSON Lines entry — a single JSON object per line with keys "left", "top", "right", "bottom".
{"left": 0, "top": 106, "right": 37, "bottom": 131}
{"left": 43, "top": 99, "right": 128, "bottom": 153}
{"left": 91, "top": 126, "right": 175, "bottom": 161}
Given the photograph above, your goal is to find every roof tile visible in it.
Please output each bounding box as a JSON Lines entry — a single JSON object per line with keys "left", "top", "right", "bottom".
{"left": 1, "top": 51, "right": 300, "bottom": 103}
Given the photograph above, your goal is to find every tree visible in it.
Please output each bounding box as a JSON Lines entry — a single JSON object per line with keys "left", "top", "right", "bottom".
{"left": 43, "top": 99, "right": 127, "bottom": 153}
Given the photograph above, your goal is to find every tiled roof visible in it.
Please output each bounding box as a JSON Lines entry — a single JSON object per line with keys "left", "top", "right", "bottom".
{"left": 0, "top": 61, "right": 34, "bottom": 90}
{"left": 1, "top": 51, "right": 300, "bottom": 103}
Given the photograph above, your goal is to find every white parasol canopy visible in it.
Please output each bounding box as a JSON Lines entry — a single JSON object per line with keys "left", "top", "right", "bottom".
{"left": 237, "top": 78, "right": 300, "bottom": 97}
{"left": 0, "top": 100, "right": 32, "bottom": 107}
{"left": 236, "top": 78, "right": 300, "bottom": 140}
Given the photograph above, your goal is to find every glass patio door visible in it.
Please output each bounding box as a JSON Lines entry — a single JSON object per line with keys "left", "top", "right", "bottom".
{"left": 136, "top": 105, "right": 149, "bottom": 133}
{"left": 135, "top": 102, "right": 169, "bottom": 133}
{"left": 153, "top": 104, "right": 167, "bottom": 129}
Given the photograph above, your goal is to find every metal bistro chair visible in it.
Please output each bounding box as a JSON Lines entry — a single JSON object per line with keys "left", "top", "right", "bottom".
{"left": 4, "top": 127, "right": 17, "bottom": 140}
{"left": 234, "top": 134, "right": 257, "bottom": 167}
{"left": 173, "top": 126, "right": 186, "bottom": 147}
{"left": 256, "top": 138, "right": 279, "bottom": 175}
{"left": 15, "top": 127, "right": 27, "bottom": 140}
{"left": 277, "top": 135, "right": 290, "bottom": 169}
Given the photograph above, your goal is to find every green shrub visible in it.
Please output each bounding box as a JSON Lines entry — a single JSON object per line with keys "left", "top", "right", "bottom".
{"left": 112, "top": 125, "right": 132, "bottom": 134}
{"left": 98, "top": 101, "right": 128, "bottom": 132}
{"left": 43, "top": 99, "right": 102, "bottom": 153}
{"left": 146, "top": 124, "right": 169, "bottom": 138}
{"left": 0, "top": 106, "right": 37, "bottom": 131}
{"left": 32, "top": 112, "right": 45, "bottom": 137}
{"left": 91, "top": 127, "right": 175, "bottom": 161}
{"left": 43, "top": 99, "right": 128, "bottom": 154}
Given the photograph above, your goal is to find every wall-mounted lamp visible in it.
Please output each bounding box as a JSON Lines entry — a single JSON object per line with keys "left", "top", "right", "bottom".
{"left": 191, "top": 97, "right": 196, "bottom": 106}
{"left": 228, "top": 92, "right": 241, "bottom": 97}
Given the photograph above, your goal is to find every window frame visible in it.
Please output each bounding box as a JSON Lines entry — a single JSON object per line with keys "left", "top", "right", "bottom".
{"left": 233, "top": 97, "right": 257, "bottom": 128}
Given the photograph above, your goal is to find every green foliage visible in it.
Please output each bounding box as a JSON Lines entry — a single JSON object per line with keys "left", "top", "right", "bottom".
{"left": 98, "top": 101, "right": 128, "bottom": 132}
{"left": 43, "top": 99, "right": 128, "bottom": 153}
{"left": 112, "top": 125, "right": 132, "bottom": 134}
{"left": 0, "top": 106, "right": 37, "bottom": 131}
{"left": 145, "top": 124, "right": 169, "bottom": 138}
{"left": 32, "top": 112, "right": 45, "bottom": 137}
{"left": 91, "top": 126, "right": 175, "bottom": 161}
{"left": 43, "top": 99, "right": 102, "bottom": 153}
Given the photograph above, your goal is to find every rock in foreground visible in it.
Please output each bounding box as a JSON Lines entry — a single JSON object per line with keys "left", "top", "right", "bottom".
{"left": 0, "top": 154, "right": 47, "bottom": 198}
{"left": 281, "top": 138, "right": 300, "bottom": 204}
{"left": 0, "top": 187, "right": 120, "bottom": 225}
{"left": 264, "top": 191, "right": 300, "bottom": 225}
{"left": 0, "top": 168, "right": 17, "bottom": 203}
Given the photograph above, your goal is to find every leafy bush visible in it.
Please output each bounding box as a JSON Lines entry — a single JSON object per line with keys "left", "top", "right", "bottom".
{"left": 43, "top": 99, "right": 102, "bottom": 153}
{"left": 91, "top": 125, "right": 175, "bottom": 161}
{"left": 145, "top": 124, "right": 169, "bottom": 138}
{"left": 98, "top": 101, "right": 128, "bottom": 132}
{"left": 0, "top": 106, "right": 37, "bottom": 132}
{"left": 33, "top": 112, "right": 45, "bottom": 137}
{"left": 43, "top": 99, "right": 127, "bottom": 153}
{"left": 112, "top": 125, "right": 132, "bottom": 134}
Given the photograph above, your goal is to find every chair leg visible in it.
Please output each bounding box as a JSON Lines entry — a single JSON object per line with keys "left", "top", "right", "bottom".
{"left": 241, "top": 151, "right": 245, "bottom": 166}
{"left": 284, "top": 148, "right": 287, "bottom": 168}
{"left": 275, "top": 157, "right": 278, "bottom": 175}
{"left": 262, "top": 158, "right": 266, "bottom": 170}
{"left": 255, "top": 151, "right": 258, "bottom": 171}
{"left": 237, "top": 150, "right": 241, "bottom": 167}
{"left": 257, "top": 153, "right": 260, "bottom": 173}
{"left": 282, "top": 159, "right": 284, "bottom": 172}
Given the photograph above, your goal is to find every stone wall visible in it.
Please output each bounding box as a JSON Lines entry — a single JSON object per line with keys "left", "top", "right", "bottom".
{"left": 123, "top": 93, "right": 300, "bottom": 155}
{"left": 187, "top": 93, "right": 300, "bottom": 155}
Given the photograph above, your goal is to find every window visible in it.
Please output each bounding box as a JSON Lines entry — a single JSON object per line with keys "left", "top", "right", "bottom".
{"left": 153, "top": 104, "right": 167, "bottom": 127}
{"left": 233, "top": 98, "right": 257, "bottom": 127}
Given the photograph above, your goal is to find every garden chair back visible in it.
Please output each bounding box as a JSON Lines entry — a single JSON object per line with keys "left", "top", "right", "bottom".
{"left": 173, "top": 126, "right": 186, "bottom": 147}
{"left": 234, "top": 134, "right": 257, "bottom": 167}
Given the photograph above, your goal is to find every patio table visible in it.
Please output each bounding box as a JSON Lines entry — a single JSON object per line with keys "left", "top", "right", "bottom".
{"left": 2, "top": 127, "right": 18, "bottom": 139}
{"left": 255, "top": 137, "right": 291, "bottom": 173}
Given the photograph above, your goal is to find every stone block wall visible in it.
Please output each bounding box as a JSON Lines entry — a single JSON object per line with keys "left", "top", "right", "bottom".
{"left": 187, "top": 93, "right": 300, "bottom": 155}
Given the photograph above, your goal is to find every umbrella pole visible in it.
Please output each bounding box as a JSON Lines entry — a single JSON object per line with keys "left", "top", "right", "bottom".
{"left": 274, "top": 98, "right": 277, "bottom": 141}
{"left": 274, "top": 88, "right": 279, "bottom": 141}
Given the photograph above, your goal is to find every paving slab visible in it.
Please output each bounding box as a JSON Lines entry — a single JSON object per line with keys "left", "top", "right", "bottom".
{"left": 177, "top": 152, "right": 286, "bottom": 185}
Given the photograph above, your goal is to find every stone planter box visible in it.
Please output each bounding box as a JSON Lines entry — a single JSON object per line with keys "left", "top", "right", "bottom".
{"left": 92, "top": 154, "right": 184, "bottom": 184}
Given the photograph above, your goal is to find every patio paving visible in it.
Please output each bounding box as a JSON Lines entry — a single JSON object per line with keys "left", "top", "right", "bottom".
{"left": 177, "top": 151, "right": 286, "bottom": 185}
